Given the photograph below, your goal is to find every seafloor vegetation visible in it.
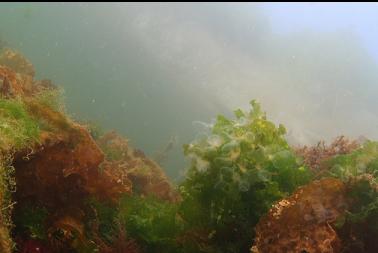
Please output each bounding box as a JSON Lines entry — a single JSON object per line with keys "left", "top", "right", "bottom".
{"left": 0, "top": 47, "right": 376, "bottom": 253}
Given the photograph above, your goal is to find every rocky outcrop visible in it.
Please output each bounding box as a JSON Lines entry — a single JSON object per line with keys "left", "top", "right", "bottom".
{"left": 0, "top": 48, "right": 174, "bottom": 252}
{"left": 252, "top": 178, "right": 348, "bottom": 253}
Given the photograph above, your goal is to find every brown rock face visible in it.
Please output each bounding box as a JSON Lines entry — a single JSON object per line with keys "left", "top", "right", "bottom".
{"left": 252, "top": 178, "right": 348, "bottom": 253}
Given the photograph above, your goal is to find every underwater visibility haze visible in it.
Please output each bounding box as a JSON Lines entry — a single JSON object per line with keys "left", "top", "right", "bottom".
{"left": 0, "top": 2, "right": 377, "bottom": 253}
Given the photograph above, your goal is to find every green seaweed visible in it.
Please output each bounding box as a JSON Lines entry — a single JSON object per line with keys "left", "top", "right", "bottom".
{"left": 0, "top": 98, "right": 40, "bottom": 151}
{"left": 13, "top": 204, "right": 49, "bottom": 241}
{"left": 86, "top": 198, "right": 119, "bottom": 245}
{"left": 102, "top": 146, "right": 124, "bottom": 161}
{"left": 0, "top": 98, "right": 40, "bottom": 252}
{"left": 179, "top": 100, "right": 312, "bottom": 253}
{"left": 103, "top": 100, "right": 312, "bottom": 253}
{"left": 325, "top": 142, "right": 378, "bottom": 252}
{"left": 326, "top": 140, "right": 378, "bottom": 181}
{"left": 118, "top": 194, "right": 182, "bottom": 253}
{"left": 34, "top": 87, "right": 66, "bottom": 113}
{"left": 85, "top": 121, "right": 105, "bottom": 141}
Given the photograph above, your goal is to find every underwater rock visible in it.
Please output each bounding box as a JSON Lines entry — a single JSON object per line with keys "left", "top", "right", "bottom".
{"left": 0, "top": 49, "right": 56, "bottom": 100}
{"left": 0, "top": 65, "right": 45, "bottom": 99}
{"left": 12, "top": 124, "right": 130, "bottom": 208}
{"left": 0, "top": 48, "right": 43, "bottom": 253}
{"left": 0, "top": 65, "right": 28, "bottom": 98}
{"left": 252, "top": 178, "right": 347, "bottom": 253}
{"left": 0, "top": 48, "right": 35, "bottom": 77}
{"left": 0, "top": 48, "right": 38, "bottom": 99}
{"left": 0, "top": 47, "right": 178, "bottom": 252}
{"left": 10, "top": 102, "right": 133, "bottom": 252}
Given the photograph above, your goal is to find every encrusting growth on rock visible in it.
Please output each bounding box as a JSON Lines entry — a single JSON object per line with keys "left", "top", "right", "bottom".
{"left": 252, "top": 178, "right": 347, "bottom": 253}
{"left": 0, "top": 47, "right": 175, "bottom": 252}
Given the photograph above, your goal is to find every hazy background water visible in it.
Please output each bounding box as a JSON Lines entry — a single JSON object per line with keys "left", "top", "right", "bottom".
{"left": 1, "top": 3, "right": 378, "bottom": 180}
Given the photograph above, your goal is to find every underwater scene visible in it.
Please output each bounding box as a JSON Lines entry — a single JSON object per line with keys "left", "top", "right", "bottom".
{"left": 0, "top": 2, "right": 378, "bottom": 253}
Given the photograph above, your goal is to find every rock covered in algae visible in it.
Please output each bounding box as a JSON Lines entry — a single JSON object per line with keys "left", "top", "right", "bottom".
{"left": 0, "top": 48, "right": 41, "bottom": 253}
{"left": 0, "top": 48, "right": 35, "bottom": 77}
{"left": 252, "top": 178, "right": 348, "bottom": 253}
{"left": 0, "top": 48, "right": 174, "bottom": 252}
